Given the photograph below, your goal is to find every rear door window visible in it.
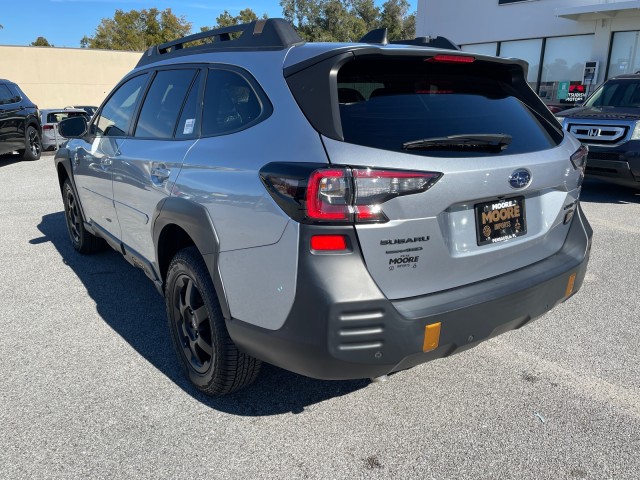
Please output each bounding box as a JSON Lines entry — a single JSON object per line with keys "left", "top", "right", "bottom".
{"left": 134, "top": 69, "right": 198, "bottom": 139}
{"left": 338, "top": 57, "right": 561, "bottom": 157}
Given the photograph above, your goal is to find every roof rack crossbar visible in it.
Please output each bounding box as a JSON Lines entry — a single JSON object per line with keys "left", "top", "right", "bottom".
{"left": 157, "top": 22, "right": 254, "bottom": 54}
{"left": 136, "top": 18, "right": 304, "bottom": 68}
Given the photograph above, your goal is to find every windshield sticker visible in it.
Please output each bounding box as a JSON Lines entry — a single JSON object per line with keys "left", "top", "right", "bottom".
{"left": 183, "top": 118, "right": 195, "bottom": 135}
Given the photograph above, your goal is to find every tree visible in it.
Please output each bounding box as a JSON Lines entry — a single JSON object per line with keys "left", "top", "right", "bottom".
{"left": 200, "top": 8, "right": 267, "bottom": 36}
{"left": 31, "top": 36, "right": 53, "bottom": 47}
{"left": 81, "top": 8, "right": 192, "bottom": 51}
{"left": 380, "top": 0, "right": 415, "bottom": 40}
{"left": 280, "top": 0, "right": 414, "bottom": 42}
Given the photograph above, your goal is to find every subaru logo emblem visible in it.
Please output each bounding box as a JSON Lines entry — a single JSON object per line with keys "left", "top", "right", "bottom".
{"left": 509, "top": 169, "right": 531, "bottom": 189}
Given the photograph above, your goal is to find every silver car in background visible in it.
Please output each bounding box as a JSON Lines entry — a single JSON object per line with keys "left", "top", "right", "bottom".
{"left": 40, "top": 108, "right": 89, "bottom": 150}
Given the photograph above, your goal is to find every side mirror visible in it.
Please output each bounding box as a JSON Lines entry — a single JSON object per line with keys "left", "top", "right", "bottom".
{"left": 58, "top": 116, "right": 88, "bottom": 138}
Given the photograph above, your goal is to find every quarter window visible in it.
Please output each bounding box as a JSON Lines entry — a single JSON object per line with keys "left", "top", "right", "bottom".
{"left": 95, "top": 74, "right": 148, "bottom": 137}
{"left": 202, "top": 69, "right": 263, "bottom": 136}
{"left": 135, "top": 69, "right": 198, "bottom": 139}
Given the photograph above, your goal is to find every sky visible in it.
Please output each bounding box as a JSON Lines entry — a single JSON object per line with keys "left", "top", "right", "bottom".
{"left": 0, "top": 0, "right": 418, "bottom": 49}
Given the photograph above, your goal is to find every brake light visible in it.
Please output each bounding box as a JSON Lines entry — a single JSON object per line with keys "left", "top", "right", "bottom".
{"left": 260, "top": 164, "right": 442, "bottom": 225}
{"left": 426, "top": 54, "right": 475, "bottom": 64}
{"left": 43, "top": 125, "right": 54, "bottom": 130}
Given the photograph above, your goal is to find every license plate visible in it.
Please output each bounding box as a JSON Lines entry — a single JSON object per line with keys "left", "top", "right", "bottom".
{"left": 475, "top": 196, "right": 526, "bottom": 246}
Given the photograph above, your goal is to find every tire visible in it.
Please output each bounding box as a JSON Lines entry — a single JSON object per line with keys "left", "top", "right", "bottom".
{"left": 62, "top": 179, "right": 105, "bottom": 254}
{"left": 165, "top": 247, "right": 261, "bottom": 395}
{"left": 21, "top": 125, "right": 42, "bottom": 161}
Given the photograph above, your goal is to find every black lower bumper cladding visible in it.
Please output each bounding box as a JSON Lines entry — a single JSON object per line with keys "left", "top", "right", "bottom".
{"left": 227, "top": 206, "right": 592, "bottom": 380}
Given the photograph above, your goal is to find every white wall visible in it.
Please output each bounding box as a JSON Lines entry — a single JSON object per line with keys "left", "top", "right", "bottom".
{"left": 417, "top": 0, "right": 640, "bottom": 44}
{"left": 416, "top": 0, "right": 640, "bottom": 86}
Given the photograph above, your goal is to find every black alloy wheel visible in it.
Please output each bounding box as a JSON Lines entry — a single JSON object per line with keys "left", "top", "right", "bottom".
{"left": 22, "top": 126, "right": 42, "bottom": 161}
{"left": 171, "top": 272, "right": 214, "bottom": 374}
{"left": 165, "top": 247, "right": 261, "bottom": 395}
{"left": 62, "top": 179, "right": 105, "bottom": 253}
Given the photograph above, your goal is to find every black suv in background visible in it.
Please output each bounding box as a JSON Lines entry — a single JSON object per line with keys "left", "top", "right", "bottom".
{"left": 0, "top": 79, "right": 42, "bottom": 161}
{"left": 557, "top": 74, "right": 640, "bottom": 188}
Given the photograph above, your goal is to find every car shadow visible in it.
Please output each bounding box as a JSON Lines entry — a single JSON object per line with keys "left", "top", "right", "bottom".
{"left": 33, "top": 212, "right": 369, "bottom": 416}
{"left": 580, "top": 178, "right": 640, "bottom": 204}
{"left": 0, "top": 153, "right": 25, "bottom": 166}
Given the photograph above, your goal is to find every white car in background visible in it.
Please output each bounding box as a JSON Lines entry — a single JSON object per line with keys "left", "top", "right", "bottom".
{"left": 40, "top": 108, "right": 89, "bottom": 150}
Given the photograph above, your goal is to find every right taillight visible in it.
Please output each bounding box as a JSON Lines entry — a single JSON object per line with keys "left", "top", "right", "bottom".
{"left": 570, "top": 144, "right": 588, "bottom": 173}
{"left": 260, "top": 163, "right": 442, "bottom": 224}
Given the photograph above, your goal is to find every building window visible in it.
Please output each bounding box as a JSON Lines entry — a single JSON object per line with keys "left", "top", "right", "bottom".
{"left": 461, "top": 43, "right": 498, "bottom": 56}
{"left": 608, "top": 31, "right": 640, "bottom": 78}
{"left": 538, "top": 35, "right": 594, "bottom": 106}
{"left": 500, "top": 39, "right": 543, "bottom": 91}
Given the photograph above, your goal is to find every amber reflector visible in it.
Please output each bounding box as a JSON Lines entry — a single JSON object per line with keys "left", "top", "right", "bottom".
{"left": 423, "top": 322, "right": 442, "bottom": 353}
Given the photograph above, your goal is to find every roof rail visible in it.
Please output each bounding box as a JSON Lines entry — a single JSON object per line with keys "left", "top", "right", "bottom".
{"left": 358, "top": 27, "right": 459, "bottom": 51}
{"left": 136, "top": 18, "right": 304, "bottom": 68}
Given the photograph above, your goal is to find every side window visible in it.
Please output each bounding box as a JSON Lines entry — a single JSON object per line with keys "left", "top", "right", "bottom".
{"left": 95, "top": 74, "right": 148, "bottom": 137}
{"left": 0, "top": 84, "right": 14, "bottom": 105}
{"left": 134, "top": 69, "right": 197, "bottom": 139}
{"left": 202, "top": 69, "right": 263, "bottom": 137}
{"left": 175, "top": 72, "right": 202, "bottom": 139}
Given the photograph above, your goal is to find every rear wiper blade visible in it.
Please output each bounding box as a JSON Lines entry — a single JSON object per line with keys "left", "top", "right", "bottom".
{"left": 402, "top": 134, "right": 512, "bottom": 152}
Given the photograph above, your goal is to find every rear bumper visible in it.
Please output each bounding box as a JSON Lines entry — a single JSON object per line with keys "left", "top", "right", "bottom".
{"left": 227, "top": 206, "right": 592, "bottom": 380}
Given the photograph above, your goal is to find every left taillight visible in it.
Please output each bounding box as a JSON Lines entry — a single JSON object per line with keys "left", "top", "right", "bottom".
{"left": 260, "top": 163, "right": 442, "bottom": 224}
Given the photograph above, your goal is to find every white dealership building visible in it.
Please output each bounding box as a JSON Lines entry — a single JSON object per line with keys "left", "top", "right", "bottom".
{"left": 416, "top": 0, "right": 640, "bottom": 107}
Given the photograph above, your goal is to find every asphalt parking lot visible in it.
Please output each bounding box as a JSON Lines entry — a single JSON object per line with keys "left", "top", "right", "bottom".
{"left": 1, "top": 151, "right": 639, "bottom": 479}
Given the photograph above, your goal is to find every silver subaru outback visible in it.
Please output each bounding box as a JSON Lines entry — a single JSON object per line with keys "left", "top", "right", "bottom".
{"left": 55, "top": 19, "right": 592, "bottom": 395}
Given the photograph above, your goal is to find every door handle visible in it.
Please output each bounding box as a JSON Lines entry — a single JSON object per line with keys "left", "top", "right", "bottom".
{"left": 151, "top": 167, "right": 171, "bottom": 182}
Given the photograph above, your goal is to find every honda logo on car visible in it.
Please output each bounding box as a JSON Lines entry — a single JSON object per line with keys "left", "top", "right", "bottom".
{"left": 482, "top": 200, "right": 520, "bottom": 224}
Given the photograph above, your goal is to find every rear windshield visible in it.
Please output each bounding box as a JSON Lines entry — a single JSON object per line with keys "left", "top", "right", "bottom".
{"left": 337, "top": 57, "right": 561, "bottom": 157}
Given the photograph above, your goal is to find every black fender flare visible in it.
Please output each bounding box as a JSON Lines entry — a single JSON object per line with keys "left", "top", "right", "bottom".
{"left": 152, "top": 196, "right": 231, "bottom": 319}
{"left": 54, "top": 148, "right": 92, "bottom": 231}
